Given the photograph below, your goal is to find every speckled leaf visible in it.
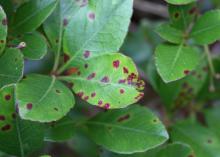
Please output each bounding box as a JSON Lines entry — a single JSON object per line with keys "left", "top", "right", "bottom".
{"left": 63, "top": 0, "right": 133, "bottom": 61}
{"left": 155, "top": 23, "right": 183, "bottom": 44}
{"left": 85, "top": 105, "right": 169, "bottom": 154}
{"left": 168, "top": 3, "right": 198, "bottom": 31}
{"left": 8, "top": 32, "right": 47, "bottom": 60}
{"left": 191, "top": 10, "right": 220, "bottom": 45}
{"left": 16, "top": 74, "right": 75, "bottom": 122}
{"left": 45, "top": 116, "right": 76, "bottom": 142}
{"left": 43, "top": 0, "right": 80, "bottom": 52}
{"left": 165, "top": 0, "right": 196, "bottom": 5}
{"left": 170, "top": 121, "right": 220, "bottom": 157}
{"left": 0, "top": 48, "right": 24, "bottom": 89}
{"left": 13, "top": 0, "right": 58, "bottom": 33}
{"left": 0, "top": 86, "right": 44, "bottom": 156}
{"left": 61, "top": 53, "right": 144, "bottom": 109}
{"left": 155, "top": 44, "right": 200, "bottom": 83}
{"left": 0, "top": 5, "right": 7, "bottom": 55}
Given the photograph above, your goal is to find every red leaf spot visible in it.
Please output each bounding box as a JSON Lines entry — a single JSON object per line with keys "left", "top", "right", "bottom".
{"left": 123, "top": 67, "right": 129, "bottom": 74}
{"left": 77, "top": 92, "right": 84, "bottom": 98}
{"left": 101, "top": 76, "right": 110, "bottom": 83}
{"left": 88, "top": 12, "right": 95, "bottom": 21}
{"left": 1, "top": 124, "right": 11, "bottom": 131}
{"left": 83, "top": 50, "right": 90, "bottom": 58}
{"left": 26, "top": 103, "right": 33, "bottom": 110}
{"left": 64, "top": 53, "right": 70, "bottom": 63}
{"left": 120, "top": 89, "right": 125, "bottom": 94}
{"left": 0, "top": 115, "right": 5, "bottom": 121}
{"left": 2, "top": 18, "right": 7, "bottom": 26}
{"left": 117, "top": 114, "right": 130, "bottom": 122}
{"left": 104, "top": 103, "right": 110, "bottom": 109}
{"left": 87, "top": 73, "right": 96, "bottom": 80}
{"left": 118, "top": 79, "right": 126, "bottom": 84}
{"left": 4, "top": 94, "right": 11, "bottom": 101}
{"left": 83, "top": 95, "right": 89, "bottom": 101}
{"left": 113, "top": 60, "right": 120, "bottom": 68}
{"left": 98, "top": 100, "right": 103, "bottom": 106}
{"left": 66, "top": 67, "right": 78, "bottom": 75}
{"left": 184, "top": 70, "right": 190, "bottom": 75}
{"left": 91, "top": 92, "right": 96, "bottom": 98}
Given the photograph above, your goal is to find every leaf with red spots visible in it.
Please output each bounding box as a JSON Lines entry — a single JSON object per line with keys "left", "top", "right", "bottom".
{"left": 60, "top": 53, "right": 144, "bottom": 109}
{"left": 7, "top": 32, "right": 47, "bottom": 60}
{"left": 0, "top": 85, "right": 44, "bottom": 156}
{"left": 170, "top": 120, "right": 220, "bottom": 157}
{"left": 0, "top": 48, "right": 24, "bottom": 89}
{"left": 62, "top": 0, "right": 133, "bottom": 63}
{"left": 85, "top": 105, "right": 168, "bottom": 154}
{"left": 12, "top": 0, "right": 58, "bottom": 33}
{"left": 16, "top": 74, "right": 75, "bottom": 122}
{"left": 155, "top": 44, "right": 200, "bottom": 83}
{"left": 43, "top": 0, "right": 80, "bottom": 53}
{"left": 0, "top": 5, "right": 7, "bottom": 55}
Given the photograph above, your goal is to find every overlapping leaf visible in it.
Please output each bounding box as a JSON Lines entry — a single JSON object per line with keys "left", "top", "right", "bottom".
{"left": 0, "top": 5, "right": 7, "bottom": 55}
{"left": 61, "top": 53, "right": 144, "bottom": 109}
{"left": 13, "top": 0, "right": 58, "bottom": 33}
{"left": 0, "top": 86, "right": 44, "bottom": 156}
{"left": 85, "top": 105, "right": 169, "bottom": 154}
{"left": 16, "top": 74, "right": 75, "bottom": 122}
{"left": 0, "top": 48, "right": 24, "bottom": 89}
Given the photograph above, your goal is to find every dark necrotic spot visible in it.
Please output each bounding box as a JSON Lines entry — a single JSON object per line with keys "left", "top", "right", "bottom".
{"left": 123, "top": 67, "right": 129, "bottom": 74}
{"left": 56, "top": 89, "right": 61, "bottom": 93}
{"left": 54, "top": 107, "right": 59, "bottom": 111}
{"left": 98, "top": 100, "right": 103, "bottom": 106}
{"left": 84, "top": 63, "right": 88, "bottom": 68}
{"left": 91, "top": 92, "right": 96, "bottom": 98}
{"left": 101, "top": 76, "right": 109, "bottom": 83}
{"left": 207, "top": 139, "right": 212, "bottom": 144}
{"left": 84, "top": 50, "right": 90, "bottom": 58}
{"left": 87, "top": 73, "right": 96, "bottom": 80}
{"left": 0, "top": 115, "right": 5, "bottom": 121}
{"left": 26, "top": 103, "right": 33, "bottom": 110}
{"left": 117, "top": 114, "right": 130, "bottom": 122}
{"left": 1, "top": 124, "right": 11, "bottom": 131}
{"left": 174, "top": 12, "right": 180, "bottom": 19}
{"left": 4, "top": 94, "right": 11, "bottom": 101}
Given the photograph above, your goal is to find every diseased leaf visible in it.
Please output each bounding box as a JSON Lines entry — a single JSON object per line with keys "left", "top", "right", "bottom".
{"left": 168, "top": 3, "right": 198, "bottom": 31}
{"left": 0, "top": 86, "right": 44, "bottom": 156}
{"left": 155, "top": 44, "right": 200, "bottom": 83}
{"left": 165, "top": 0, "right": 196, "bottom": 5}
{"left": 13, "top": 0, "right": 58, "bottom": 33}
{"left": 156, "top": 23, "right": 183, "bottom": 44}
{"left": 85, "top": 105, "right": 169, "bottom": 154}
{"left": 191, "top": 10, "right": 220, "bottom": 45}
{"left": 43, "top": 0, "right": 80, "bottom": 52}
{"left": 170, "top": 121, "right": 220, "bottom": 157}
{"left": 0, "top": 48, "right": 24, "bottom": 89}
{"left": 63, "top": 0, "right": 133, "bottom": 61}
{"left": 0, "top": 5, "right": 7, "bottom": 55}
{"left": 8, "top": 32, "right": 47, "bottom": 60}
{"left": 16, "top": 74, "right": 75, "bottom": 122}
{"left": 61, "top": 53, "right": 144, "bottom": 109}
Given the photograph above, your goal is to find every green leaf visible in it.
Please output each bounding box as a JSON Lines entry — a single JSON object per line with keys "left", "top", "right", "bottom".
{"left": 0, "top": 5, "right": 7, "bottom": 55}
{"left": 0, "top": 48, "right": 24, "bottom": 89}
{"left": 16, "top": 74, "right": 75, "bottom": 122}
{"left": 170, "top": 121, "right": 220, "bottom": 157}
{"left": 191, "top": 10, "right": 220, "bottom": 45}
{"left": 168, "top": 3, "right": 197, "bottom": 31}
{"left": 61, "top": 53, "right": 144, "bottom": 109}
{"left": 0, "top": 86, "right": 44, "bottom": 156}
{"left": 44, "top": 116, "right": 76, "bottom": 142}
{"left": 43, "top": 0, "right": 80, "bottom": 52}
{"left": 63, "top": 0, "right": 133, "bottom": 59}
{"left": 85, "top": 105, "right": 169, "bottom": 154}
{"left": 0, "top": 0, "right": 13, "bottom": 26}
{"left": 8, "top": 32, "right": 47, "bottom": 60}
{"left": 165, "top": 0, "right": 196, "bottom": 5}
{"left": 13, "top": 0, "right": 58, "bottom": 33}
{"left": 155, "top": 44, "right": 200, "bottom": 83}
{"left": 156, "top": 143, "right": 195, "bottom": 157}
{"left": 155, "top": 23, "right": 183, "bottom": 44}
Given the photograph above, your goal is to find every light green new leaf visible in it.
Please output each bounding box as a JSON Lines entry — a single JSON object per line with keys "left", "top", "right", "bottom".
{"left": 170, "top": 121, "right": 220, "bottom": 157}
{"left": 155, "top": 44, "right": 200, "bottom": 83}
{"left": 0, "top": 86, "right": 44, "bottom": 156}
{"left": 0, "top": 5, "right": 7, "bottom": 55}
{"left": 16, "top": 74, "right": 75, "bottom": 122}
{"left": 13, "top": 0, "right": 58, "bottom": 33}
{"left": 168, "top": 3, "right": 197, "bottom": 31}
{"left": 8, "top": 32, "right": 47, "bottom": 60}
{"left": 0, "top": 48, "right": 24, "bottom": 89}
{"left": 85, "top": 105, "right": 169, "bottom": 154}
{"left": 43, "top": 0, "right": 80, "bottom": 52}
{"left": 45, "top": 116, "right": 76, "bottom": 142}
{"left": 165, "top": 0, "right": 196, "bottom": 5}
{"left": 63, "top": 0, "right": 133, "bottom": 60}
{"left": 61, "top": 53, "right": 144, "bottom": 109}
{"left": 191, "top": 10, "right": 220, "bottom": 45}
{"left": 156, "top": 23, "right": 183, "bottom": 44}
